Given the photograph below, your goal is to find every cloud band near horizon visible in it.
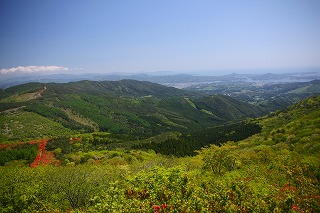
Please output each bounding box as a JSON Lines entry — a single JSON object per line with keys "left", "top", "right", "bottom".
{"left": 0, "top": 66, "right": 70, "bottom": 74}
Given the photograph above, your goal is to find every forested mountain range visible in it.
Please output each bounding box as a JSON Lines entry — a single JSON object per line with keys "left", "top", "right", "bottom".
{"left": 0, "top": 80, "right": 264, "bottom": 142}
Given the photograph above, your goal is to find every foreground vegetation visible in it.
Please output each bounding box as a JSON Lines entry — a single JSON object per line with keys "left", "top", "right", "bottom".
{"left": 0, "top": 96, "right": 319, "bottom": 212}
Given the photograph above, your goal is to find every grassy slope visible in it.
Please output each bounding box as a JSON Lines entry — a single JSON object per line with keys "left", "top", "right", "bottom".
{"left": 254, "top": 95, "right": 320, "bottom": 154}
{"left": 0, "top": 110, "right": 73, "bottom": 142}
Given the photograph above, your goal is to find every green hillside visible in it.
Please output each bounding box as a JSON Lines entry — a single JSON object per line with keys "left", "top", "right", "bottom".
{"left": 0, "top": 80, "right": 264, "bottom": 142}
{"left": 0, "top": 95, "right": 319, "bottom": 212}
{"left": 287, "top": 80, "right": 320, "bottom": 94}
{"left": 0, "top": 111, "right": 73, "bottom": 141}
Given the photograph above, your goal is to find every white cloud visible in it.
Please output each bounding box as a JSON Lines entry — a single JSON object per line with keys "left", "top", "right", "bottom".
{"left": 0, "top": 66, "right": 69, "bottom": 74}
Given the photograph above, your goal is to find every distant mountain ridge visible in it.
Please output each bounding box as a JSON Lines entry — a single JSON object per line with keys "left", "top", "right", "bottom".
{"left": 1, "top": 71, "right": 319, "bottom": 89}
{"left": 46, "top": 79, "right": 200, "bottom": 97}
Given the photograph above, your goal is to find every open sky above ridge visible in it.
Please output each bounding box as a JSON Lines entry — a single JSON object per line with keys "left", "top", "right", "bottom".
{"left": 1, "top": 0, "right": 320, "bottom": 75}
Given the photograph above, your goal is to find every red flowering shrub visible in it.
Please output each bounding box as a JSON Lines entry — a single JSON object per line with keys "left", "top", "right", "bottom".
{"left": 153, "top": 205, "right": 160, "bottom": 210}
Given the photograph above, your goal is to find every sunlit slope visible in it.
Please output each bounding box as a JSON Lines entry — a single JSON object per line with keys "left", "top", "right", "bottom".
{"left": 240, "top": 95, "right": 320, "bottom": 155}
{"left": 0, "top": 111, "right": 73, "bottom": 142}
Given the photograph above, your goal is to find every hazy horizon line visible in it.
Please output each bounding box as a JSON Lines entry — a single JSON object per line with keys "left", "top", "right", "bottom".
{"left": 1, "top": 65, "right": 320, "bottom": 77}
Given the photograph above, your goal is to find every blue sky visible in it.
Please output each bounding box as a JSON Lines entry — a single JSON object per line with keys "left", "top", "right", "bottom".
{"left": 0, "top": 0, "right": 319, "bottom": 75}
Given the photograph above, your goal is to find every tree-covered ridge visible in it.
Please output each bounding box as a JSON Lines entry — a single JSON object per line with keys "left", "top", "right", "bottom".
{"left": 40, "top": 79, "right": 200, "bottom": 98}
{"left": 0, "top": 82, "right": 44, "bottom": 100}
{"left": 0, "top": 80, "right": 265, "bottom": 142}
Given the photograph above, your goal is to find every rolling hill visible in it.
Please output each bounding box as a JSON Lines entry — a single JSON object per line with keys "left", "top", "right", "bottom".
{"left": 0, "top": 80, "right": 265, "bottom": 142}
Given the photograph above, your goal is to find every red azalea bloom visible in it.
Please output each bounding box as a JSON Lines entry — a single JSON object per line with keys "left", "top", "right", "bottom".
{"left": 292, "top": 204, "right": 299, "bottom": 211}
{"left": 162, "top": 203, "right": 167, "bottom": 209}
{"left": 154, "top": 205, "right": 160, "bottom": 210}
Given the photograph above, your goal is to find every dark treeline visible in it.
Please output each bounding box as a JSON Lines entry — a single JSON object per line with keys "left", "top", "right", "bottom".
{"left": 133, "top": 122, "right": 262, "bottom": 156}
{"left": 46, "top": 137, "right": 72, "bottom": 158}
{"left": 0, "top": 144, "right": 38, "bottom": 166}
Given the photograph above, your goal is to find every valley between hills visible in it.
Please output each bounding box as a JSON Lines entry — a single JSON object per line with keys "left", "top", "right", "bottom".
{"left": 0, "top": 79, "right": 319, "bottom": 212}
